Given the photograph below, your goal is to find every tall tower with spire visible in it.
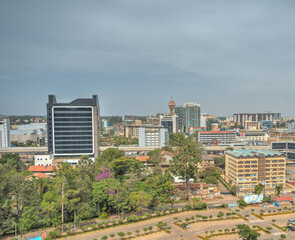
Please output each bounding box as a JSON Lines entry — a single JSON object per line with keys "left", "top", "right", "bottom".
{"left": 168, "top": 97, "right": 176, "bottom": 115}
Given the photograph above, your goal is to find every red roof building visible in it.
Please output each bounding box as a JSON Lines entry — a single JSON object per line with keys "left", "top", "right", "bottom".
{"left": 28, "top": 165, "right": 54, "bottom": 175}
{"left": 273, "top": 196, "right": 294, "bottom": 202}
{"left": 25, "top": 172, "right": 52, "bottom": 180}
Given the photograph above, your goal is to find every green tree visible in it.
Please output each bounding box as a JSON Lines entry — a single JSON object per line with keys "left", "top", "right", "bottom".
{"left": 236, "top": 224, "right": 260, "bottom": 240}
{"left": 254, "top": 183, "right": 264, "bottom": 195}
{"left": 129, "top": 191, "right": 152, "bottom": 213}
{"left": 169, "top": 136, "right": 202, "bottom": 200}
{"left": 275, "top": 185, "right": 283, "bottom": 196}
{"left": 96, "top": 148, "right": 125, "bottom": 167}
{"left": 19, "top": 207, "right": 39, "bottom": 233}
{"left": 0, "top": 153, "right": 23, "bottom": 172}
{"left": 110, "top": 157, "right": 143, "bottom": 178}
{"left": 148, "top": 171, "right": 174, "bottom": 208}
{"left": 214, "top": 156, "right": 225, "bottom": 168}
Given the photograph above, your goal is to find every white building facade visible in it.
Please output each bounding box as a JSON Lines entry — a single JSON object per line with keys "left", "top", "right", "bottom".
{"left": 0, "top": 119, "right": 10, "bottom": 149}
{"left": 138, "top": 127, "right": 169, "bottom": 147}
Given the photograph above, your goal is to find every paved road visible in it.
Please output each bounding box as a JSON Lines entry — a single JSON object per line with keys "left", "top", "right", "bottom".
{"left": 57, "top": 204, "right": 295, "bottom": 240}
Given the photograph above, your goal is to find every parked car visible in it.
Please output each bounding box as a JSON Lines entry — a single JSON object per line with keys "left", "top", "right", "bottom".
{"left": 261, "top": 203, "right": 266, "bottom": 208}
{"left": 291, "top": 191, "right": 295, "bottom": 194}
{"left": 288, "top": 219, "right": 295, "bottom": 225}
{"left": 287, "top": 226, "right": 295, "bottom": 231}
{"left": 282, "top": 191, "right": 287, "bottom": 194}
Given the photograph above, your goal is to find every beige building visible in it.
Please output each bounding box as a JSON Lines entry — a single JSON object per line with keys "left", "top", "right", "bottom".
{"left": 245, "top": 131, "right": 269, "bottom": 142}
{"left": 245, "top": 121, "right": 261, "bottom": 130}
{"left": 225, "top": 149, "right": 286, "bottom": 196}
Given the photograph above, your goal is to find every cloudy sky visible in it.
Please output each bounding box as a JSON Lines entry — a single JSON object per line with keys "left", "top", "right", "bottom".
{"left": 0, "top": 0, "right": 295, "bottom": 116}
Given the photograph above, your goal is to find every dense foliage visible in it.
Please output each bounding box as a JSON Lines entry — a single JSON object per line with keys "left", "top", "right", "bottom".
{"left": 0, "top": 149, "right": 175, "bottom": 236}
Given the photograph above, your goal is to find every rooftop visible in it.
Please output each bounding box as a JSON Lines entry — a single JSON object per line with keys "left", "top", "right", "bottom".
{"left": 226, "top": 149, "right": 285, "bottom": 158}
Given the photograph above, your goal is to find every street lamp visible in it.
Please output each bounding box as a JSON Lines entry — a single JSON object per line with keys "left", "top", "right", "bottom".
{"left": 11, "top": 220, "right": 17, "bottom": 239}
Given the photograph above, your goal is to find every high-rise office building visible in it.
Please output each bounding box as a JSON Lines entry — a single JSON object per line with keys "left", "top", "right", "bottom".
{"left": 47, "top": 95, "right": 100, "bottom": 158}
{"left": 184, "top": 102, "right": 201, "bottom": 129}
{"left": 0, "top": 118, "right": 10, "bottom": 149}
{"left": 159, "top": 114, "right": 178, "bottom": 133}
{"left": 175, "top": 105, "right": 185, "bottom": 132}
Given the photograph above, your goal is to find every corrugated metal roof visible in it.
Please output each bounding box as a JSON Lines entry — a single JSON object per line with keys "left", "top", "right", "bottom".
{"left": 226, "top": 149, "right": 285, "bottom": 158}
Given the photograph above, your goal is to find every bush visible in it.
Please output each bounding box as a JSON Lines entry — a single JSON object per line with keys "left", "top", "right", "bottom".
{"left": 184, "top": 204, "right": 192, "bottom": 210}
{"left": 81, "top": 226, "right": 88, "bottom": 231}
{"left": 118, "top": 219, "right": 123, "bottom": 224}
{"left": 217, "top": 211, "right": 224, "bottom": 218}
{"left": 135, "top": 230, "right": 140, "bottom": 234}
{"left": 91, "top": 224, "right": 97, "bottom": 229}
{"left": 156, "top": 211, "right": 161, "bottom": 216}
{"left": 127, "top": 215, "right": 138, "bottom": 222}
{"left": 99, "top": 212, "right": 109, "bottom": 220}
{"left": 280, "top": 234, "right": 286, "bottom": 238}
{"left": 101, "top": 236, "right": 108, "bottom": 240}
{"left": 97, "top": 222, "right": 103, "bottom": 227}
{"left": 110, "top": 234, "right": 115, "bottom": 238}
{"left": 48, "top": 230, "right": 61, "bottom": 238}
{"left": 117, "top": 232, "right": 125, "bottom": 238}
{"left": 237, "top": 200, "right": 247, "bottom": 208}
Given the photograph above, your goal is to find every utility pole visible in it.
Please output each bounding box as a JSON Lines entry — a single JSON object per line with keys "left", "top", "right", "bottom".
{"left": 61, "top": 182, "right": 64, "bottom": 234}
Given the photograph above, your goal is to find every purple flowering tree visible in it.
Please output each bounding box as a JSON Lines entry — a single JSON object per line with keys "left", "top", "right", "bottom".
{"left": 96, "top": 168, "right": 112, "bottom": 181}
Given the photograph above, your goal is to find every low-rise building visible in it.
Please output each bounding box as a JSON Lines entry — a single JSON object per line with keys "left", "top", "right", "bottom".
{"left": 245, "top": 121, "right": 261, "bottom": 131}
{"left": 244, "top": 131, "right": 269, "bottom": 143}
{"left": 173, "top": 183, "right": 220, "bottom": 199}
{"left": 199, "top": 131, "right": 236, "bottom": 145}
{"left": 34, "top": 154, "right": 54, "bottom": 166}
{"left": 225, "top": 149, "right": 286, "bottom": 196}
{"left": 28, "top": 165, "right": 54, "bottom": 176}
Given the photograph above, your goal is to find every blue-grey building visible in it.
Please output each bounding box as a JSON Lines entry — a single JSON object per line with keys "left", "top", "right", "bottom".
{"left": 260, "top": 120, "right": 273, "bottom": 131}
{"left": 47, "top": 95, "right": 100, "bottom": 158}
{"left": 184, "top": 102, "right": 201, "bottom": 129}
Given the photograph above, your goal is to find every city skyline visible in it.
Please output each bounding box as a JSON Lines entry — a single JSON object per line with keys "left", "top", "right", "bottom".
{"left": 1, "top": 1, "right": 295, "bottom": 116}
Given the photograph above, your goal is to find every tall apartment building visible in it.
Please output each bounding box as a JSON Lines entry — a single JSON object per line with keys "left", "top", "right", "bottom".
{"left": 233, "top": 113, "right": 281, "bottom": 126}
{"left": 174, "top": 102, "right": 201, "bottom": 132}
{"left": 138, "top": 126, "right": 168, "bottom": 148}
{"left": 175, "top": 106, "right": 185, "bottom": 132}
{"left": 47, "top": 95, "right": 100, "bottom": 158}
{"left": 225, "top": 149, "right": 286, "bottom": 196}
{"left": 159, "top": 114, "right": 178, "bottom": 133}
{"left": 184, "top": 102, "right": 201, "bottom": 129}
{"left": 0, "top": 118, "right": 10, "bottom": 149}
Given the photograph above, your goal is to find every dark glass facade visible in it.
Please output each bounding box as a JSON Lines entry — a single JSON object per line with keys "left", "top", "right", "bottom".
{"left": 161, "top": 120, "right": 173, "bottom": 132}
{"left": 47, "top": 95, "right": 99, "bottom": 157}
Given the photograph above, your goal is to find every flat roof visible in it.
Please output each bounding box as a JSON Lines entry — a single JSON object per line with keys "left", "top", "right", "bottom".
{"left": 226, "top": 149, "right": 285, "bottom": 158}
